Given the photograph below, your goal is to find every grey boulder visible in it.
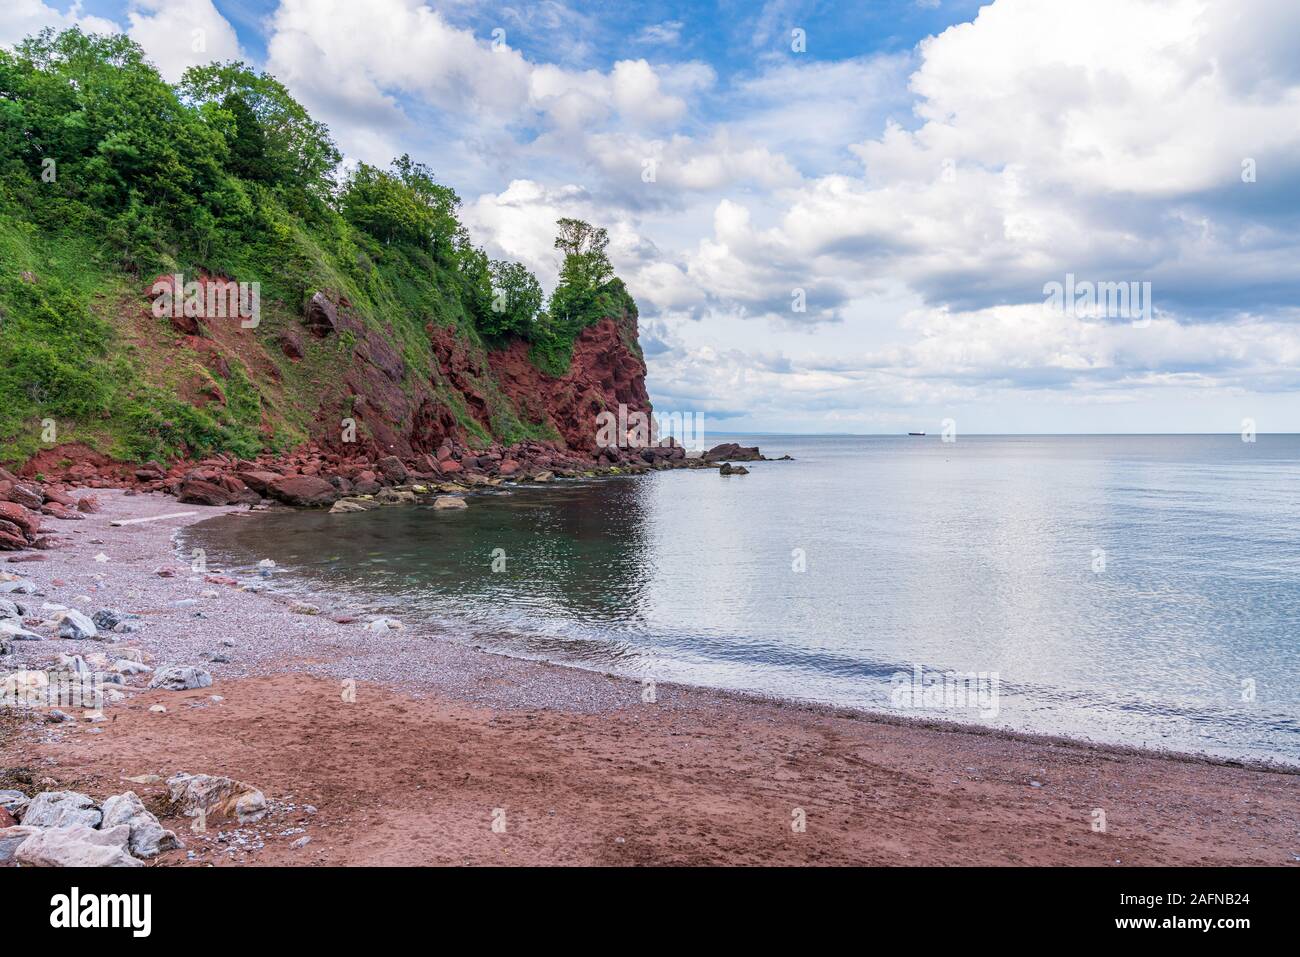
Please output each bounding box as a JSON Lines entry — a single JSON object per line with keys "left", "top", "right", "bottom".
{"left": 14, "top": 823, "right": 141, "bottom": 867}
{"left": 148, "top": 666, "right": 213, "bottom": 691}
{"left": 100, "top": 791, "right": 182, "bottom": 857}
{"left": 21, "top": 790, "right": 102, "bottom": 829}
{"left": 56, "top": 610, "right": 98, "bottom": 640}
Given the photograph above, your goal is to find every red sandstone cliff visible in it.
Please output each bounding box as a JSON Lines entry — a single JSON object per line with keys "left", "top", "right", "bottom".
{"left": 14, "top": 282, "right": 660, "bottom": 496}
{"left": 487, "top": 318, "right": 651, "bottom": 457}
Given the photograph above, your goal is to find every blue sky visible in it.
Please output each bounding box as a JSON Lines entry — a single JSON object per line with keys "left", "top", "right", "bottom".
{"left": 6, "top": 0, "right": 1300, "bottom": 434}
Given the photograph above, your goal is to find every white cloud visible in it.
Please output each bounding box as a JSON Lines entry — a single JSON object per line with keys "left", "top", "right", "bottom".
{"left": 635, "top": 20, "right": 683, "bottom": 46}
{"left": 666, "top": 0, "right": 1300, "bottom": 352}
{"left": 0, "top": 0, "right": 118, "bottom": 47}
{"left": 263, "top": 0, "right": 713, "bottom": 170}
{"left": 611, "top": 58, "right": 687, "bottom": 126}
{"left": 126, "top": 0, "right": 242, "bottom": 83}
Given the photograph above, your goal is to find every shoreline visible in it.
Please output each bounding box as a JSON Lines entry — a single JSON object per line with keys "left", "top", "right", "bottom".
{"left": 177, "top": 491, "right": 1297, "bottom": 775}
{"left": 178, "top": 503, "right": 1300, "bottom": 776}
{"left": 2, "top": 489, "right": 1297, "bottom": 865}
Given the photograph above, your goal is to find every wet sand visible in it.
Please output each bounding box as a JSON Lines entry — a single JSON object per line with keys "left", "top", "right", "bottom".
{"left": 2, "top": 490, "right": 1296, "bottom": 865}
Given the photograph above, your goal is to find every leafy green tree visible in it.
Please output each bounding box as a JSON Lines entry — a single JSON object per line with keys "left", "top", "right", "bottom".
{"left": 0, "top": 28, "right": 236, "bottom": 265}
{"left": 221, "top": 92, "right": 275, "bottom": 183}
{"left": 342, "top": 161, "right": 450, "bottom": 250}
{"left": 528, "top": 218, "right": 635, "bottom": 372}
{"left": 553, "top": 217, "right": 614, "bottom": 288}
{"left": 178, "top": 61, "right": 340, "bottom": 203}
{"left": 475, "top": 260, "right": 543, "bottom": 339}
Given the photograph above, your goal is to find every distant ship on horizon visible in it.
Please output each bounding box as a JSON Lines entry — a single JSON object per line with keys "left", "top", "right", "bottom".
{"left": 908, "top": 431, "right": 926, "bottom": 436}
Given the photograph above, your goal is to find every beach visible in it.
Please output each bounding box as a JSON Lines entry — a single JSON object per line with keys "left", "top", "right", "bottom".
{"left": 2, "top": 489, "right": 1296, "bottom": 866}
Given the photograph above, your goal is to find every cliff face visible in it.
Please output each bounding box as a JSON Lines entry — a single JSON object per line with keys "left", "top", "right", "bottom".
{"left": 487, "top": 318, "right": 651, "bottom": 457}
{"left": 299, "top": 291, "right": 652, "bottom": 461}
{"left": 18, "top": 281, "right": 656, "bottom": 484}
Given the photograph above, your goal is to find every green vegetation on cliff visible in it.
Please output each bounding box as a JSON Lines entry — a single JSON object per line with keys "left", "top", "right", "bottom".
{"left": 0, "top": 28, "right": 636, "bottom": 464}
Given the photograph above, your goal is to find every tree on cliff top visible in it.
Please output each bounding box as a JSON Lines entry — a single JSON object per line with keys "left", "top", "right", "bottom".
{"left": 178, "top": 60, "right": 340, "bottom": 209}
{"left": 529, "top": 217, "right": 635, "bottom": 374}
{"left": 340, "top": 155, "right": 461, "bottom": 255}
{"left": 553, "top": 217, "right": 614, "bottom": 289}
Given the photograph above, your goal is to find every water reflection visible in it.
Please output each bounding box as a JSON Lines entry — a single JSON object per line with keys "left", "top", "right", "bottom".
{"left": 183, "top": 434, "right": 1300, "bottom": 764}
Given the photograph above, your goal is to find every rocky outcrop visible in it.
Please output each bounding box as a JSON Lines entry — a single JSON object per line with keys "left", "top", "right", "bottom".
{"left": 704, "top": 443, "right": 762, "bottom": 462}
{"left": 21, "top": 790, "right": 102, "bottom": 829}
{"left": 100, "top": 791, "right": 182, "bottom": 857}
{"left": 268, "top": 474, "right": 338, "bottom": 506}
{"left": 4, "top": 288, "right": 721, "bottom": 512}
{"left": 488, "top": 318, "right": 652, "bottom": 457}
{"left": 0, "top": 498, "right": 43, "bottom": 550}
{"left": 148, "top": 666, "right": 213, "bottom": 691}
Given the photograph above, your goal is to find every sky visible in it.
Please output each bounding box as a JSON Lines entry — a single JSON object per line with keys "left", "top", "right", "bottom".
{"left": 4, "top": 0, "right": 1300, "bottom": 434}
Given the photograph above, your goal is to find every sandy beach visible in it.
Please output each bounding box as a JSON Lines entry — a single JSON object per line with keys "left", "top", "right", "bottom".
{"left": 2, "top": 489, "right": 1297, "bottom": 866}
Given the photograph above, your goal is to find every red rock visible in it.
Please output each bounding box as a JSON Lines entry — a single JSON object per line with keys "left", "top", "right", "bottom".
{"left": 268, "top": 474, "right": 338, "bottom": 507}
{"left": 0, "top": 481, "right": 44, "bottom": 510}
{"left": 41, "top": 504, "right": 84, "bottom": 521}
{"left": 704, "top": 443, "right": 761, "bottom": 462}
{"left": 0, "top": 523, "right": 27, "bottom": 550}
{"left": 498, "top": 460, "right": 520, "bottom": 476}
{"left": 0, "top": 501, "right": 40, "bottom": 538}
{"left": 43, "top": 488, "right": 75, "bottom": 508}
{"left": 377, "top": 455, "right": 408, "bottom": 483}
{"left": 486, "top": 317, "right": 651, "bottom": 458}
{"left": 439, "top": 460, "right": 463, "bottom": 474}
{"left": 7, "top": 553, "right": 47, "bottom": 562}
{"left": 177, "top": 479, "right": 232, "bottom": 506}
{"left": 303, "top": 291, "right": 340, "bottom": 338}
{"left": 0, "top": 806, "right": 15, "bottom": 828}
{"left": 75, "top": 495, "right": 102, "bottom": 513}
{"left": 235, "top": 470, "right": 280, "bottom": 494}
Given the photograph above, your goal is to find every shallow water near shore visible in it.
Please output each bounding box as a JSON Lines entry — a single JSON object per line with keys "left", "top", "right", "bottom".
{"left": 182, "top": 434, "right": 1300, "bottom": 764}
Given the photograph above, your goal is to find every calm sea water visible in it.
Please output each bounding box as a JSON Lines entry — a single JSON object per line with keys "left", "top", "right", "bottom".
{"left": 183, "top": 434, "right": 1300, "bottom": 763}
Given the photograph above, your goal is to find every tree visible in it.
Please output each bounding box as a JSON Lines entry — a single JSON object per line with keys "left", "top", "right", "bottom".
{"left": 178, "top": 61, "right": 340, "bottom": 203}
{"left": 391, "top": 154, "right": 461, "bottom": 255}
{"left": 340, "top": 157, "right": 462, "bottom": 256}
{"left": 0, "top": 28, "right": 234, "bottom": 262}
{"left": 553, "top": 217, "right": 614, "bottom": 288}
{"left": 476, "top": 260, "right": 543, "bottom": 339}
{"left": 221, "top": 92, "right": 274, "bottom": 183}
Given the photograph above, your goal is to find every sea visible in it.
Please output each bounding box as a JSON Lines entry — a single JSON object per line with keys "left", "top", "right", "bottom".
{"left": 182, "top": 434, "right": 1300, "bottom": 764}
